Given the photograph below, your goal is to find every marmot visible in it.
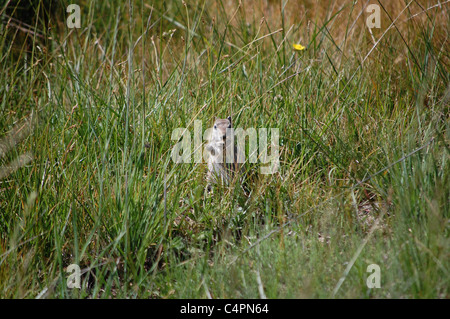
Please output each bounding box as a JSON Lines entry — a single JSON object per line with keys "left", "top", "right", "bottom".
{"left": 205, "top": 116, "right": 242, "bottom": 192}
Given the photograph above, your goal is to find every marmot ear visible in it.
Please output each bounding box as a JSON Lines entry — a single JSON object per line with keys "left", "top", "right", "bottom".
{"left": 227, "top": 116, "right": 232, "bottom": 127}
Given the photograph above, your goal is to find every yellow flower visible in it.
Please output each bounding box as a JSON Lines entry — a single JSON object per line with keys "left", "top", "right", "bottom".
{"left": 293, "top": 43, "right": 305, "bottom": 51}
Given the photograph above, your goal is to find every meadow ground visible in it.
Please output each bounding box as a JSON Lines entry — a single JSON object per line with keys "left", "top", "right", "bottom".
{"left": 0, "top": 0, "right": 449, "bottom": 298}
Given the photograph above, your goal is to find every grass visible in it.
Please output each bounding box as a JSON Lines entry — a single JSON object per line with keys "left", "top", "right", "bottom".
{"left": 0, "top": 0, "right": 448, "bottom": 298}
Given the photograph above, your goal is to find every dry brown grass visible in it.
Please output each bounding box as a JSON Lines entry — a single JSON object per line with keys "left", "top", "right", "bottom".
{"left": 215, "top": 0, "right": 447, "bottom": 39}
{"left": 195, "top": 0, "right": 448, "bottom": 64}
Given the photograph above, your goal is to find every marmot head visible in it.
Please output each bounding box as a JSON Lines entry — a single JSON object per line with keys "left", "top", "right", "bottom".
{"left": 213, "top": 116, "right": 232, "bottom": 140}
